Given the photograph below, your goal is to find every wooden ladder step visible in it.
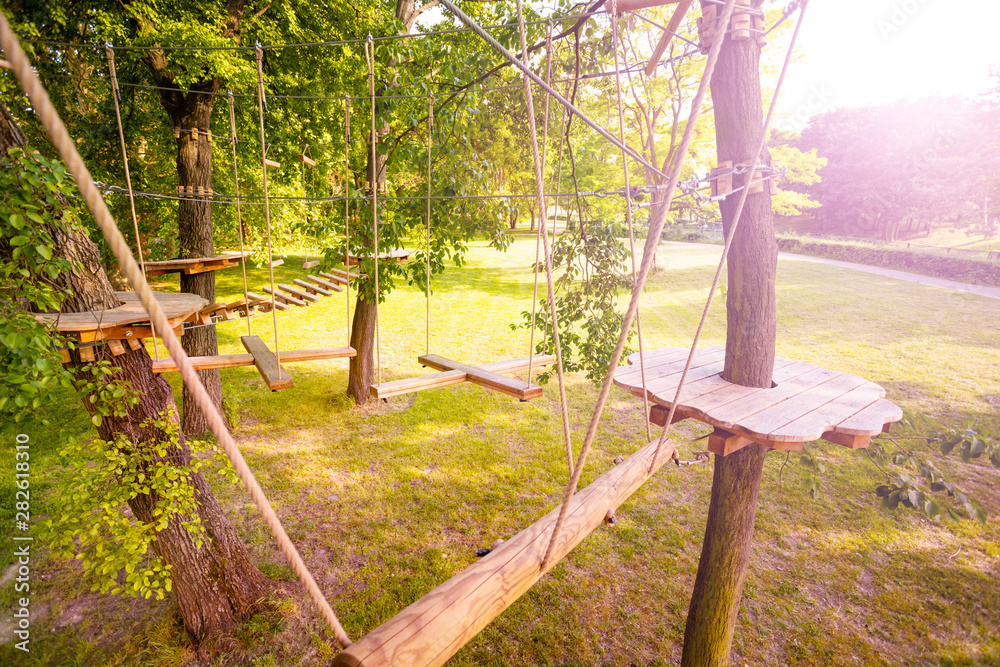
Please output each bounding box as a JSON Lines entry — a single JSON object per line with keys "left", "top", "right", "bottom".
{"left": 293, "top": 278, "right": 334, "bottom": 297}
{"left": 246, "top": 291, "right": 290, "bottom": 312}
{"left": 278, "top": 283, "right": 321, "bottom": 303}
{"left": 302, "top": 260, "right": 320, "bottom": 269}
{"left": 306, "top": 275, "right": 344, "bottom": 292}
{"left": 240, "top": 335, "right": 293, "bottom": 390}
{"left": 318, "top": 270, "right": 349, "bottom": 286}
{"left": 263, "top": 286, "right": 307, "bottom": 307}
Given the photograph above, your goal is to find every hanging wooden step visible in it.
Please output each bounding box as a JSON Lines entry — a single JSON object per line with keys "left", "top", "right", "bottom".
{"left": 371, "top": 355, "right": 554, "bottom": 400}
{"left": 262, "top": 286, "right": 307, "bottom": 307}
{"left": 319, "top": 270, "right": 349, "bottom": 286}
{"left": 151, "top": 346, "right": 357, "bottom": 373}
{"left": 246, "top": 291, "right": 290, "bottom": 312}
{"left": 240, "top": 335, "right": 293, "bottom": 390}
{"left": 293, "top": 278, "right": 333, "bottom": 297}
{"left": 330, "top": 435, "right": 678, "bottom": 667}
{"left": 302, "top": 260, "right": 321, "bottom": 269}
{"left": 278, "top": 283, "right": 320, "bottom": 303}
{"left": 306, "top": 275, "right": 344, "bottom": 292}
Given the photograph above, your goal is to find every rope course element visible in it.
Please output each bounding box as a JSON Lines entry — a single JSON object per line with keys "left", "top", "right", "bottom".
{"left": 366, "top": 35, "right": 382, "bottom": 387}
{"left": 650, "top": 0, "right": 810, "bottom": 466}
{"left": 344, "top": 96, "right": 352, "bottom": 348}
{"left": 515, "top": 0, "right": 576, "bottom": 488}
{"left": 0, "top": 12, "right": 351, "bottom": 647}
{"left": 227, "top": 90, "right": 254, "bottom": 338}
{"left": 425, "top": 95, "right": 433, "bottom": 357}
{"left": 105, "top": 44, "right": 157, "bottom": 361}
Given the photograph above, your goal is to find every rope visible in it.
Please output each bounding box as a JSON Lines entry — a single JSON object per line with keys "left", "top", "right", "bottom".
{"left": 227, "top": 91, "right": 253, "bottom": 338}
{"left": 0, "top": 14, "right": 351, "bottom": 647}
{"left": 514, "top": 0, "right": 576, "bottom": 554}
{"left": 366, "top": 36, "right": 381, "bottom": 387}
{"left": 105, "top": 45, "right": 157, "bottom": 361}
{"left": 254, "top": 46, "right": 282, "bottom": 366}
{"left": 425, "top": 96, "right": 433, "bottom": 357}
{"left": 541, "top": 0, "right": 738, "bottom": 568}
{"left": 610, "top": 1, "right": 650, "bottom": 442}
{"left": 651, "top": 0, "right": 810, "bottom": 465}
{"left": 344, "top": 96, "right": 352, "bottom": 348}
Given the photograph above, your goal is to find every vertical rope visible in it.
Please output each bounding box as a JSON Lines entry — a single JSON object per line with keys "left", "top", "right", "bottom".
{"left": 344, "top": 96, "right": 352, "bottom": 347}
{"left": 514, "top": 0, "right": 576, "bottom": 521}
{"left": 425, "top": 96, "right": 433, "bottom": 357}
{"left": 0, "top": 18, "right": 351, "bottom": 647}
{"left": 366, "top": 36, "right": 381, "bottom": 386}
{"left": 541, "top": 0, "right": 739, "bottom": 568}
{"left": 651, "top": 0, "right": 810, "bottom": 466}
{"left": 105, "top": 45, "right": 158, "bottom": 361}
{"left": 227, "top": 92, "right": 253, "bottom": 337}
{"left": 255, "top": 45, "right": 281, "bottom": 365}
{"left": 611, "top": 1, "right": 651, "bottom": 442}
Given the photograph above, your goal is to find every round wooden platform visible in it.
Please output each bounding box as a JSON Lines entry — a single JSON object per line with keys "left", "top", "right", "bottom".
{"left": 613, "top": 346, "right": 902, "bottom": 456}
{"left": 34, "top": 291, "right": 208, "bottom": 343}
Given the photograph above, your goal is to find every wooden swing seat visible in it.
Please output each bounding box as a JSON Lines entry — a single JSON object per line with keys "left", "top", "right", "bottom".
{"left": 613, "top": 346, "right": 903, "bottom": 456}
{"left": 331, "top": 435, "right": 677, "bottom": 667}
{"left": 370, "top": 354, "right": 554, "bottom": 401}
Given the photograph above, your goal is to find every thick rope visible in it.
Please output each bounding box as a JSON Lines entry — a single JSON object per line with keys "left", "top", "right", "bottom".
{"left": 515, "top": 0, "right": 576, "bottom": 500}
{"left": 105, "top": 45, "right": 158, "bottom": 361}
{"left": 542, "top": 0, "right": 738, "bottom": 568}
{"left": 227, "top": 91, "right": 253, "bottom": 337}
{"left": 254, "top": 45, "right": 281, "bottom": 365}
{"left": 425, "top": 96, "right": 433, "bottom": 357}
{"left": 0, "top": 14, "right": 351, "bottom": 647}
{"left": 344, "top": 96, "right": 352, "bottom": 347}
{"left": 652, "top": 0, "right": 810, "bottom": 464}
{"left": 366, "top": 36, "right": 382, "bottom": 387}
{"left": 610, "top": 2, "right": 651, "bottom": 442}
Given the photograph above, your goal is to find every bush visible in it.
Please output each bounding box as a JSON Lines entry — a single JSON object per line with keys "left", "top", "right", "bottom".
{"left": 775, "top": 235, "right": 1000, "bottom": 287}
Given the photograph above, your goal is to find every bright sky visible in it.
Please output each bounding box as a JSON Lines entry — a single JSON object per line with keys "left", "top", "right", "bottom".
{"left": 774, "top": 0, "right": 1000, "bottom": 129}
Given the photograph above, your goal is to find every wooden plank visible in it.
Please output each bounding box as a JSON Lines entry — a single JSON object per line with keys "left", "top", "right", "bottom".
{"left": 324, "top": 267, "right": 362, "bottom": 280}
{"left": 58, "top": 348, "right": 71, "bottom": 363}
{"left": 418, "top": 354, "right": 542, "bottom": 400}
{"left": 319, "top": 270, "right": 349, "bottom": 286}
{"left": 331, "top": 436, "right": 677, "bottom": 667}
{"left": 770, "top": 380, "right": 885, "bottom": 442}
{"left": 126, "top": 338, "right": 143, "bottom": 351}
{"left": 266, "top": 258, "right": 284, "bottom": 269}
{"left": 370, "top": 355, "right": 555, "bottom": 400}
{"left": 643, "top": 0, "right": 693, "bottom": 76}
{"left": 240, "top": 335, "right": 293, "bottom": 390}
{"left": 307, "top": 275, "right": 344, "bottom": 292}
{"left": 302, "top": 260, "right": 320, "bottom": 269}
{"left": 263, "top": 286, "right": 307, "bottom": 307}
{"left": 33, "top": 291, "right": 207, "bottom": 332}
{"left": 79, "top": 345, "right": 95, "bottom": 362}
{"left": 298, "top": 154, "right": 316, "bottom": 167}
{"left": 262, "top": 157, "right": 281, "bottom": 169}
{"left": 834, "top": 399, "right": 903, "bottom": 436}
{"left": 151, "top": 347, "right": 356, "bottom": 373}
{"left": 292, "top": 278, "right": 332, "bottom": 297}
{"left": 278, "top": 283, "right": 321, "bottom": 303}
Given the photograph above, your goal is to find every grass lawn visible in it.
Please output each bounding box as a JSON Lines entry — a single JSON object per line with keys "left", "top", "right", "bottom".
{"left": 1, "top": 238, "right": 999, "bottom": 666}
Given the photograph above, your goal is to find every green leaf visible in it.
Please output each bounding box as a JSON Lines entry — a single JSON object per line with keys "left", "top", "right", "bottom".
{"left": 35, "top": 244, "right": 52, "bottom": 260}
{"left": 924, "top": 500, "right": 941, "bottom": 521}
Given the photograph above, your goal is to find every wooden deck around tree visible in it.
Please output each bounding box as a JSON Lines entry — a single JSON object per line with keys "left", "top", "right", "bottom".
{"left": 33, "top": 291, "right": 207, "bottom": 338}
{"left": 370, "top": 355, "right": 554, "bottom": 400}
{"left": 613, "top": 346, "right": 902, "bottom": 456}
{"left": 143, "top": 252, "right": 248, "bottom": 277}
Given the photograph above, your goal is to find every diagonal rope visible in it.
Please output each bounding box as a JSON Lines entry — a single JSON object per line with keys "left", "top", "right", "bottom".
{"left": 610, "top": 2, "right": 651, "bottom": 443}
{"left": 0, "top": 13, "right": 351, "bottom": 647}
{"left": 651, "top": 0, "right": 810, "bottom": 467}
{"left": 105, "top": 45, "right": 158, "bottom": 361}
{"left": 226, "top": 91, "right": 253, "bottom": 337}
{"left": 254, "top": 45, "right": 281, "bottom": 365}
{"left": 515, "top": 0, "right": 576, "bottom": 491}
{"left": 541, "top": 0, "right": 739, "bottom": 568}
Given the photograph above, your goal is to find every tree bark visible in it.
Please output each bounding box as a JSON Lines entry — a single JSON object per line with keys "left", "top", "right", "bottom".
{"left": 347, "top": 293, "right": 378, "bottom": 404}
{"left": 682, "top": 3, "right": 776, "bottom": 665}
{"left": 1, "top": 100, "right": 272, "bottom": 646}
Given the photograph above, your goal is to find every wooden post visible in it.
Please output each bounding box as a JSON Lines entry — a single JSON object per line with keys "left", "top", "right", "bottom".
{"left": 682, "top": 1, "right": 777, "bottom": 665}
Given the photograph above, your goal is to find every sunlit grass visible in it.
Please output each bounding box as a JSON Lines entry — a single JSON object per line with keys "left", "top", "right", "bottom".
{"left": 2, "top": 238, "right": 999, "bottom": 665}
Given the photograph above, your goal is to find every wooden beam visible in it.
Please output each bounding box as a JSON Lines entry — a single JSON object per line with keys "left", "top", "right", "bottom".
{"left": 298, "top": 154, "right": 317, "bottom": 167}
{"left": 306, "top": 275, "right": 344, "bottom": 292}
{"left": 643, "top": 0, "right": 694, "bottom": 76}
{"left": 246, "top": 291, "right": 290, "bottom": 312}
{"left": 293, "top": 278, "right": 333, "bottom": 297}
{"left": 278, "top": 283, "right": 321, "bottom": 303}
{"left": 319, "top": 270, "right": 349, "bottom": 286}
{"left": 150, "top": 347, "right": 356, "bottom": 373}
{"left": 240, "top": 335, "right": 293, "bottom": 390}
{"left": 370, "top": 355, "right": 555, "bottom": 400}
{"left": 649, "top": 403, "right": 697, "bottom": 427}
{"left": 262, "top": 157, "right": 281, "bottom": 169}
{"left": 418, "top": 354, "right": 542, "bottom": 400}
{"left": 263, "top": 285, "right": 307, "bottom": 307}
{"left": 331, "top": 436, "right": 677, "bottom": 667}
{"left": 266, "top": 258, "right": 284, "bottom": 269}
{"left": 302, "top": 260, "right": 321, "bottom": 269}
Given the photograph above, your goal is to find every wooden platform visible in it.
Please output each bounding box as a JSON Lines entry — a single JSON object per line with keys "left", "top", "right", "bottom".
{"left": 371, "top": 355, "right": 554, "bottom": 400}
{"left": 151, "top": 347, "right": 356, "bottom": 373}
{"left": 143, "top": 252, "right": 249, "bottom": 277}
{"left": 347, "top": 248, "right": 411, "bottom": 266}
{"left": 33, "top": 291, "right": 207, "bottom": 343}
{"left": 613, "top": 346, "right": 902, "bottom": 456}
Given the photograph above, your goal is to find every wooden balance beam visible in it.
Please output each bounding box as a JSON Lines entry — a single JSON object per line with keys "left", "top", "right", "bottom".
{"left": 331, "top": 435, "right": 678, "bottom": 667}
{"left": 149, "top": 347, "right": 357, "bottom": 373}
{"left": 241, "top": 335, "right": 293, "bottom": 390}
{"left": 370, "top": 354, "right": 554, "bottom": 400}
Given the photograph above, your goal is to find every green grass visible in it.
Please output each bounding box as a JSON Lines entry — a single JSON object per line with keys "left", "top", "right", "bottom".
{"left": 2, "top": 239, "right": 999, "bottom": 665}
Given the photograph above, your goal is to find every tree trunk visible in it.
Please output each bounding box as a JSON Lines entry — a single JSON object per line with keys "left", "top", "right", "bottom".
{"left": 1, "top": 100, "right": 272, "bottom": 646}
{"left": 347, "top": 293, "right": 378, "bottom": 404}
{"left": 682, "top": 3, "right": 776, "bottom": 664}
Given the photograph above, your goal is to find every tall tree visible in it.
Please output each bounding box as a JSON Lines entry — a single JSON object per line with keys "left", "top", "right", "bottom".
{"left": 0, "top": 100, "right": 272, "bottom": 646}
